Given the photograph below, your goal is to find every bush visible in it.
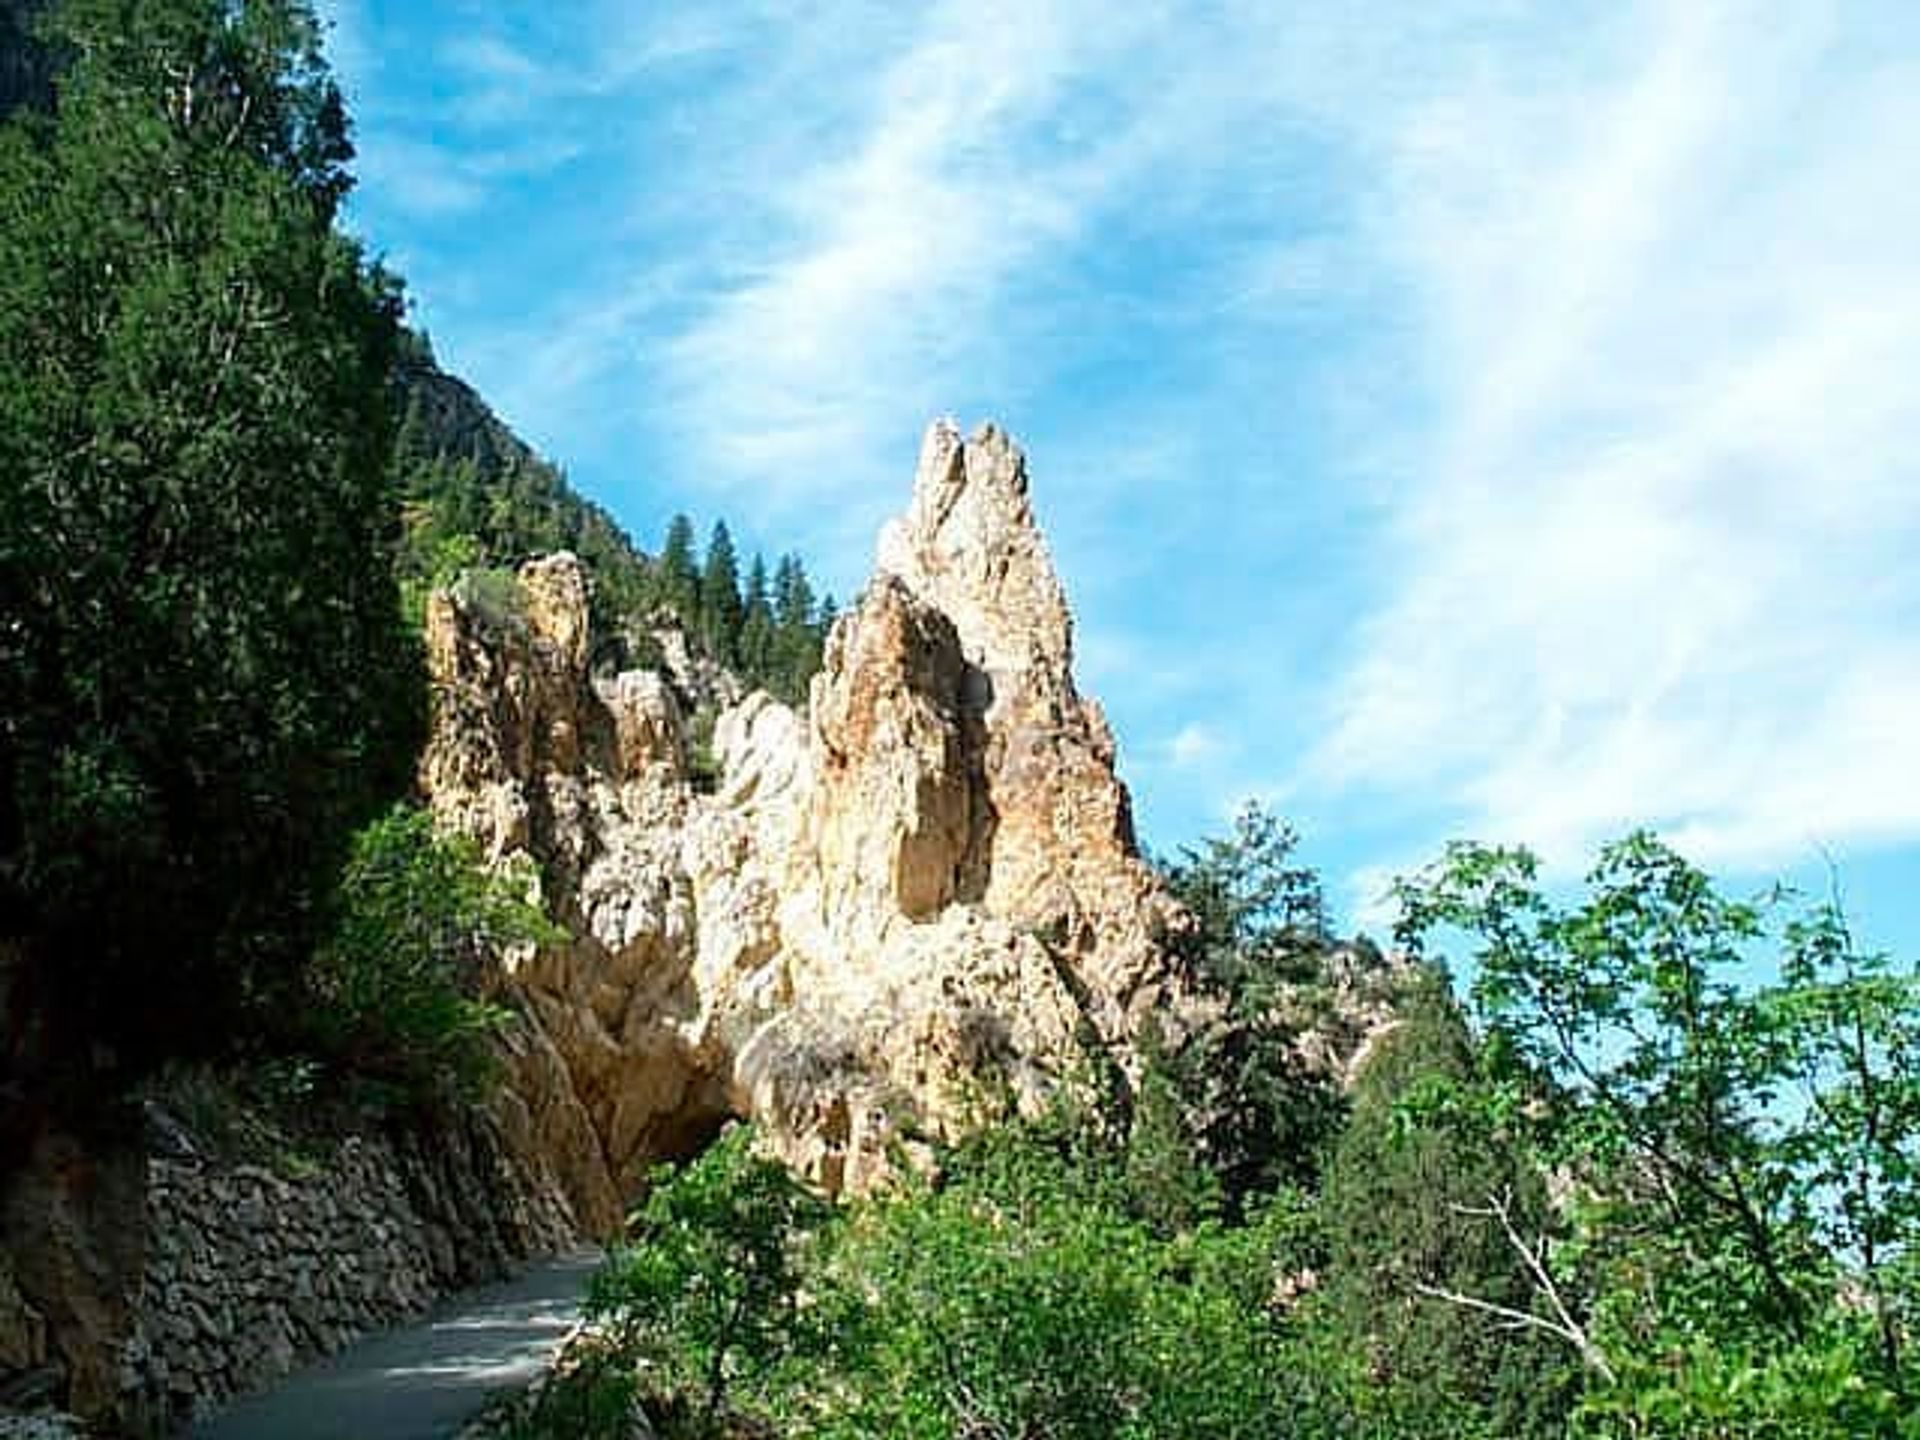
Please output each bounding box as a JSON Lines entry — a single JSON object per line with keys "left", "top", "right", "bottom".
{"left": 453, "top": 565, "right": 530, "bottom": 633}
{"left": 307, "top": 804, "right": 559, "bottom": 1103}
{"left": 789, "top": 1131, "right": 1305, "bottom": 1440}
{"left": 586, "top": 1124, "right": 826, "bottom": 1438}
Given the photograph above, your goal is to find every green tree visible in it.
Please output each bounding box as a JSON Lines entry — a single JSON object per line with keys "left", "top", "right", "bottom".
{"left": 799, "top": 1134, "right": 1299, "bottom": 1440}
{"left": 766, "top": 553, "right": 822, "bottom": 704}
{"left": 1397, "top": 836, "right": 1816, "bottom": 1339}
{"left": 771, "top": 552, "right": 814, "bottom": 631}
{"left": 308, "top": 805, "right": 558, "bottom": 1103}
{"left": 0, "top": 0, "right": 419, "bottom": 1102}
{"left": 1313, "top": 969, "right": 1579, "bottom": 1438}
{"left": 1394, "top": 833, "right": 1920, "bottom": 1431}
{"left": 698, "top": 519, "right": 741, "bottom": 665}
{"left": 1160, "top": 804, "right": 1351, "bottom": 1202}
{"left": 738, "top": 552, "right": 775, "bottom": 686}
{"left": 1123, "top": 1028, "right": 1222, "bottom": 1235}
{"left": 1769, "top": 897, "right": 1920, "bottom": 1381}
{"left": 658, "top": 513, "right": 698, "bottom": 620}
{"left": 587, "top": 1124, "right": 825, "bottom": 1435}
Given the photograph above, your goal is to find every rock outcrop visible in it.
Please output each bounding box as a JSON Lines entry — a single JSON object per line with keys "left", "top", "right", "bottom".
{"left": 422, "top": 421, "right": 1195, "bottom": 1220}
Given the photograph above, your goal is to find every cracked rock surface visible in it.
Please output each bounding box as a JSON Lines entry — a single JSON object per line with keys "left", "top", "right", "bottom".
{"left": 422, "top": 421, "right": 1196, "bottom": 1225}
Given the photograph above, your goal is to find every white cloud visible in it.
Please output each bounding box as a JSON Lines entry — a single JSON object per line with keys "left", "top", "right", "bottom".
{"left": 1345, "top": 863, "right": 1407, "bottom": 941}
{"left": 637, "top": 0, "right": 1341, "bottom": 528}
{"left": 443, "top": 34, "right": 546, "bottom": 85}
{"left": 328, "top": 0, "right": 1920, "bottom": 905}
{"left": 655, "top": 2, "right": 1095, "bottom": 503}
{"left": 351, "top": 134, "right": 587, "bottom": 220}
{"left": 1168, "top": 723, "right": 1223, "bottom": 769}
{"left": 1304, "top": 1, "right": 1920, "bottom": 874}
{"left": 355, "top": 137, "right": 489, "bottom": 217}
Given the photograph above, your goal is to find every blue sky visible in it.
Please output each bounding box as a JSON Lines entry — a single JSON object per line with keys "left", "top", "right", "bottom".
{"left": 318, "top": 0, "right": 1920, "bottom": 949}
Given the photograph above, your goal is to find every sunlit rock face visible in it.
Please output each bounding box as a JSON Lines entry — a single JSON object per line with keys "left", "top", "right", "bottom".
{"left": 420, "top": 420, "right": 1195, "bottom": 1227}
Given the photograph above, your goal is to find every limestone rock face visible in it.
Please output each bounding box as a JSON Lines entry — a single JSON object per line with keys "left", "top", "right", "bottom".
{"left": 420, "top": 421, "right": 1195, "bottom": 1219}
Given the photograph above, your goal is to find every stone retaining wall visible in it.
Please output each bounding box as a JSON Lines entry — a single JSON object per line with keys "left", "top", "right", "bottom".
{"left": 2, "top": 1105, "right": 582, "bottom": 1437}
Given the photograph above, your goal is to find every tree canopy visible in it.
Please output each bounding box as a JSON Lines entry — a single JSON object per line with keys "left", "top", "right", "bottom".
{"left": 0, "top": 0, "right": 419, "bottom": 1114}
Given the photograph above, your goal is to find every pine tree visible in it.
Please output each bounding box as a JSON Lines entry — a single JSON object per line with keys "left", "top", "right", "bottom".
{"left": 659, "top": 513, "right": 698, "bottom": 620}
{"left": 767, "top": 555, "right": 819, "bottom": 704}
{"left": 0, "top": 0, "right": 419, "bottom": 1086}
{"left": 1315, "top": 971, "right": 1577, "bottom": 1437}
{"left": 740, "top": 553, "right": 775, "bottom": 687}
{"left": 771, "top": 553, "right": 814, "bottom": 631}
{"left": 700, "top": 520, "right": 743, "bottom": 665}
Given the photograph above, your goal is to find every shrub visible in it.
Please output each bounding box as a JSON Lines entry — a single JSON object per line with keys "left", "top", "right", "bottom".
{"left": 587, "top": 1124, "right": 826, "bottom": 1438}
{"left": 308, "top": 804, "right": 559, "bottom": 1103}
{"left": 453, "top": 564, "right": 530, "bottom": 633}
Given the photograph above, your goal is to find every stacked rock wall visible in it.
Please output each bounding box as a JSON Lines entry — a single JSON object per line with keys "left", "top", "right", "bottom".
{"left": 125, "top": 1116, "right": 577, "bottom": 1429}
{"left": 1, "top": 1106, "right": 578, "bottom": 1435}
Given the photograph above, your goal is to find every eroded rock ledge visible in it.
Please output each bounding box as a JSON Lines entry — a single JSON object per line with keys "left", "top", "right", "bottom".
{"left": 424, "top": 421, "right": 1195, "bottom": 1226}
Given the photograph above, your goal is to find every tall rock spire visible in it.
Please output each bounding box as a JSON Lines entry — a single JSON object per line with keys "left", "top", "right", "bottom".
{"left": 421, "top": 420, "right": 1195, "bottom": 1219}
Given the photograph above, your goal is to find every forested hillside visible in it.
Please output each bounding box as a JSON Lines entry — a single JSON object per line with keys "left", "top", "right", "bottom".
{"left": 388, "top": 334, "right": 833, "bottom": 702}
{"left": 3, "top": 4, "right": 1917, "bottom": 1440}
{"left": 0, "top": 0, "right": 830, "bottom": 1152}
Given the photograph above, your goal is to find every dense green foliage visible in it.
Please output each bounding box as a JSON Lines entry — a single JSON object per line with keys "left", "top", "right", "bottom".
{"left": 389, "top": 344, "right": 657, "bottom": 644}
{"left": 543, "top": 1114, "right": 1317, "bottom": 1440}
{"left": 307, "top": 804, "right": 558, "bottom": 1104}
{"left": 1159, "top": 805, "right": 1373, "bottom": 1204}
{"left": 547, "top": 824, "right": 1918, "bottom": 1440}
{"left": 1314, "top": 971, "right": 1580, "bottom": 1436}
{"left": 0, "top": 0, "right": 420, "bottom": 1107}
{"left": 387, "top": 365, "right": 835, "bottom": 701}
{"left": 587, "top": 1126, "right": 827, "bottom": 1431}
{"left": 797, "top": 1128, "right": 1307, "bottom": 1440}
{"left": 1395, "top": 833, "right": 1920, "bottom": 1436}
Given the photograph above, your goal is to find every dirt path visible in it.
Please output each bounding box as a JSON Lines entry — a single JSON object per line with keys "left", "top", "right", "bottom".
{"left": 187, "top": 1250, "right": 599, "bottom": 1439}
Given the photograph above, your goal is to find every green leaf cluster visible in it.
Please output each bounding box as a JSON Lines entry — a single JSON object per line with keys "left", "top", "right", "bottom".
{"left": 0, "top": 0, "right": 421, "bottom": 1104}
{"left": 1158, "top": 803, "right": 1366, "bottom": 1204}
{"left": 1394, "top": 832, "right": 1920, "bottom": 1433}
{"left": 584, "top": 1124, "right": 827, "bottom": 1437}
{"left": 306, "top": 804, "right": 560, "bottom": 1105}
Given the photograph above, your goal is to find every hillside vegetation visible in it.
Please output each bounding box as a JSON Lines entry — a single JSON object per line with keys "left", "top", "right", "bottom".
{"left": 388, "top": 335, "right": 835, "bottom": 703}
{"left": 2, "top": 4, "right": 1916, "bottom": 1439}
{"left": 0, "top": 0, "right": 830, "bottom": 1147}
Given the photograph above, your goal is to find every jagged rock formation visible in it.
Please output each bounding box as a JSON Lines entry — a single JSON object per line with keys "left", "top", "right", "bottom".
{"left": 422, "top": 421, "right": 1195, "bottom": 1223}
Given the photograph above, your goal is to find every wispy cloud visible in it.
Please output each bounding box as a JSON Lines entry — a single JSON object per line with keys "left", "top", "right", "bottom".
{"left": 524, "top": 1, "right": 1349, "bottom": 534}
{"left": 325, "top": 0, "right": 1920, "bottom": 929}
{"left": 1303, "top": 1, "right": 1920, "bottom": 874}
{"left": 1168, "top": 723, "right": 1225, "bottom": 770}
{"left": 654, "top": 2, "right": 1120, "bottom": 506}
